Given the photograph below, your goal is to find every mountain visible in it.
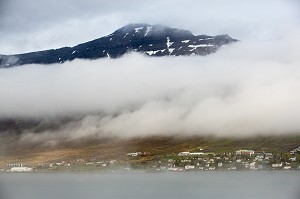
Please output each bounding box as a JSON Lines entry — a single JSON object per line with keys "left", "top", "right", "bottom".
{"left": 0, "top": 23, "right": 238, "bottom": 68}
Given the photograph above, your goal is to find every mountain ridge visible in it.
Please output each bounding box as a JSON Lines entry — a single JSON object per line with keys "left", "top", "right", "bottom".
{"left": 0, "top": 23, "right": 238, "bottom": 68}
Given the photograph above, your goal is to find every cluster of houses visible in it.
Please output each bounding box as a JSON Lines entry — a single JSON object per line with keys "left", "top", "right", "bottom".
{"left": 126, "top": 152, "right": 151, "bottom": 157}
{"left": 49, "top": 161, "right": 71, "bottom": 168}
{"left": 124, "top": 147, "right": 300, "bottom": 172}
{"left": 1, "top": 158, "right": 119, "bottom": 172}
{"left": 2, "top": 146, "right": 300, "bottom": 173}
{"left": 85, "top": 159, "right": 117, "bottom": 167}
{"left": 290, "top": 146, "right": 300, "bottom": 154}
{"left": 160, "top": 148, "right": 300, "bottom": 171}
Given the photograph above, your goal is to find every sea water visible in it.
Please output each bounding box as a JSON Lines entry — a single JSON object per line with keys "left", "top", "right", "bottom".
{"left": 0, "top": 171, "right": 299, "bottom": 199}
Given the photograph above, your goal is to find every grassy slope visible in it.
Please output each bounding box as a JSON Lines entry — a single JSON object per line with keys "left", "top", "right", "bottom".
{"left": 0, "top": 135, "right": 300, "bottom": 167}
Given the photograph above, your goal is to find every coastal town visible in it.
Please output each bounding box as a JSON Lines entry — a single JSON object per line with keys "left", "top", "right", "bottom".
{"left": 1, "top": 146, "right": 300, "bottom": 173}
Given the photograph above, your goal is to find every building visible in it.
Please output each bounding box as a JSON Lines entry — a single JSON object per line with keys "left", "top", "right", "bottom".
{"left": 178, "top": 152, "right": 190, "bottom": 156}
{"left": 185, "top": 165, "right": 195, "bottom": 170}
{"left": 236, "top": 150, "right": 255, "bottom": 156}
{"left": 178, "top": 152, "right": 205, "bottom": 156}
{"left": 189, "top": 152, "right": 205, "bottom": 156}
{"left": 254, "top": 155, "right": 264, "bottom": 162}
{"left": 289, "top": 157, "right": 297, "bottom": 162}
{"left": 272, "top": 163, "right": 283, "bottom": 168}
{"left": 10, "top": 167, "right": 33, "bottom": 172}
{"left": 208, "top": 167, "right": 216, "bottom": 171}
{"left": 126, "top": 152, "right": 142, "bottom": 157}
{"left": 167, "top": 167, "right": 184, "bottom": 172}
{"left": 283, "top": 166, "right": 292, "bottom": 170}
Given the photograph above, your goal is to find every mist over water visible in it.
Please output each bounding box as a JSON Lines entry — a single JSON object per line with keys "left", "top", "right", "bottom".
{"left": 1, "top": 172, "right": 299, "bottom": 199}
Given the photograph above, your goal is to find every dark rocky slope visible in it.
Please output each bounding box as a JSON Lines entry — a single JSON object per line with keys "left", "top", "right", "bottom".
{"left": 0, "top": 23, "right": 238, "bottom": 68}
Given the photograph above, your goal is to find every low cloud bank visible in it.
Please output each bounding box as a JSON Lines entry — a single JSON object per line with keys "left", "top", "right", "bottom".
{"left": 1, "top": 33, "right": 300, "bottom": 140}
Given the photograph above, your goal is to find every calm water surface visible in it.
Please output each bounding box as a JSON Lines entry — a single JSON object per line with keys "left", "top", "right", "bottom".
{"left": 0, "top": 171, "right": 299, "bottom": 199}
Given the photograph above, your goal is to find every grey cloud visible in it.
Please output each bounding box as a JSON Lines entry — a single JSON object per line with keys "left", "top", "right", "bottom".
{"left": 0, "top": 0, "right": 298, "bottom": 54}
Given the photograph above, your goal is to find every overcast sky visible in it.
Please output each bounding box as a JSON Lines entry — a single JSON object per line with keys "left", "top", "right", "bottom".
{"left": 0, "top": 0, "right": 299, "bottom": 54}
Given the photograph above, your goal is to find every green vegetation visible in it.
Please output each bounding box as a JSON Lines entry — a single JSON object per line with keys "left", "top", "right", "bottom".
{"left": 1, "top": 135, "right": 300, "bottom": 172}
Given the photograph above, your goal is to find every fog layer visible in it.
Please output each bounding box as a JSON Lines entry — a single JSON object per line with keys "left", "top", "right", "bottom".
{"left": 1, "top": 32, "right": 300, "bottom": 139}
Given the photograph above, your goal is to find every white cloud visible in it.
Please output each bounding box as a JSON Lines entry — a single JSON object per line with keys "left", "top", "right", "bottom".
{"left": 1, "top": 29, "right": 300, "bottom": 140}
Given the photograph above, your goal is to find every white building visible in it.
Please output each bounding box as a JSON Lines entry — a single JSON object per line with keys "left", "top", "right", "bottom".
{"left": 189, "top": 152, "right": 205, "bottom": 156}
{"left": 167, "top": 167, "right": 184, "bottom": 172}
{"left": 289, "top": 157, "right": 297, "bottom": 162}
{"left": 127, "top": 152, "right": 142, "bottom": 157}
{"left": 185, "top": 165, "right": 195, "bottom": 170}
{"left": 208, "top": 167, "right": 216, "bottom": 171}
{"left": 250, "top": 162, "right": 256, "bottom": 167}
{"left": 10, "top": 167, "right": 33, "bottom": 172}
{"left": 178, "top": 152, "right": 190, "bottom": 156}
{"left": 272, "top": 163, "right": 283, "bottom": 168}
